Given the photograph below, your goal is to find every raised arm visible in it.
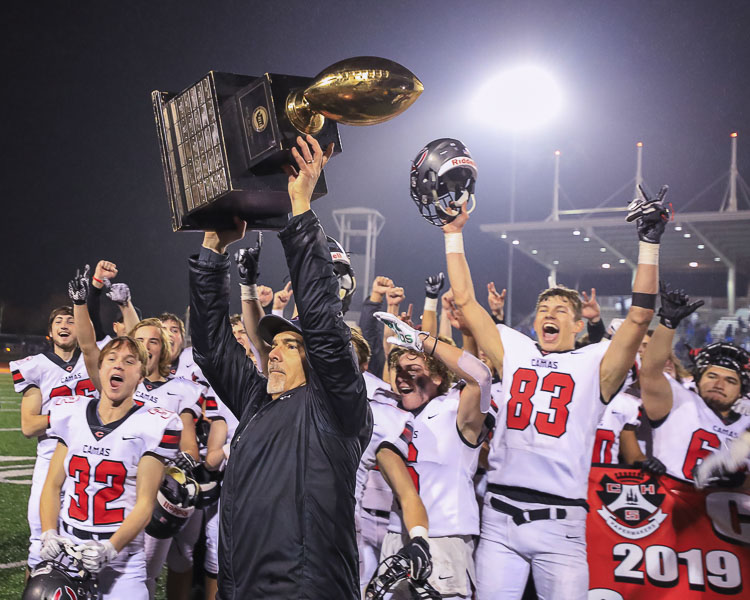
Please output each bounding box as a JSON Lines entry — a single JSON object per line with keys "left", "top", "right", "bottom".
{"left": 190, "top": 219, "right": 267, "bottom": 421}
{"left": 68, "top": 265, "right": 101, "bottom": 390}
{"left": 600, "top": 187, "right": 670, "bottom": 401}
{"left": 441, "top": 211, "right": 505, "bottom": 377}
{"left": 88, "top": 260, "right": 119, "bottom": 341}
{"left": 421, "top": 272, "right": 445, "bottom": 338}
{"left": 639, "top": 284, "right": 704, "bottom": 421}
{"left": 359, "top": 276, "right": 393, "bottom": 377}
{"left": 235, "top": 235, "right": 271, "bottom": 369}
{"left": 105, "top": 281, "right": 139, "bottom": 334}
{"left": 280, "top": 135, "right": 366, "bottom": 434}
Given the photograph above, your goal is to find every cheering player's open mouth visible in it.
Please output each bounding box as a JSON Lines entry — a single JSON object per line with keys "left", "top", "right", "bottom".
{"left": 542, "top": 322, "right": 559, "bottom": 344}
{"left": 109, "top": 373, "right": 124, "bottom": 391}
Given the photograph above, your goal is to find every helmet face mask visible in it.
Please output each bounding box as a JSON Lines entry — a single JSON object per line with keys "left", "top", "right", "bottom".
{"left": 365, "top": 552, "right": 441, "bottom": 600}
{"left": 689, "top": 342, "right": 750, "bottom": 396}
{"left": 145, "top": 466, "right": 197, "bottom": 539}
{"left": 23, "top": 555, "right": 97, "bottom": 600}
{"left": 410, "top": 138, "right": 478, "bottom": 226}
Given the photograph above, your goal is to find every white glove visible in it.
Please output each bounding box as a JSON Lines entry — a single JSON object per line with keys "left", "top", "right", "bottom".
{"left": 40, "top": 529, "right": 69, "bottom": 561}
{"left": 694, "top": 434, "right": 750, "bottom": 489}
{"left": 373, "top": 311, "right": 426, "bottom": 352}
{"left": 77, "top": 539, "right": 118, "bottom": 573}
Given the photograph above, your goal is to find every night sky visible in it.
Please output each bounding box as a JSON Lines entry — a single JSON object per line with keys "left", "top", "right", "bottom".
{"left": 3, "top": 1, "right": 750, "bottom": 334}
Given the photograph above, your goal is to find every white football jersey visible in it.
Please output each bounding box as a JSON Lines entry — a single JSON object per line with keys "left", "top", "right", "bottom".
{"left": 389, "top": 386, "right": 489, "bottom": 537}
{"left": 363, "top": 371, "right": 389, "bottom": 399}
{"left": 489, "top": 325, "right": 610, "bottom": 501}
{"left": 652, "top": 378, "right": 750, "bottom": 481}
{"left": 48, "top": 396, "right": 182, "bottom": 534}
{"left": 356, "top": 390, "right": 414, "bottom": 509}
{"left": 10, "top": 350, "right": 98, "bottom": 460}
{"left": 134, "top": 377, "right": 203, "bottom": 417}
{"left": 205, "top": 395, "right": 240, "bottom": 441}
{"left": 591, "top": 391, "right": 641, "bottom": 464}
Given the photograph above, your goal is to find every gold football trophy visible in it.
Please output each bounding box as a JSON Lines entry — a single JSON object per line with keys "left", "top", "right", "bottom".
{"left": 152, "top": 57, "right": 423, "bottom": 231}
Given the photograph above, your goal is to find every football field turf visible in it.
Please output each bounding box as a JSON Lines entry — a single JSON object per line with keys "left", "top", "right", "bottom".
{"left": 0, "top": 371, "right": 36, "bottom": 599}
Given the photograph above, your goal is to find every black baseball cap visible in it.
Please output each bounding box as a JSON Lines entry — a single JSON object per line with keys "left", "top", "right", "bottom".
{"left": 258, "top": 315, "right": 303, "bottom": 345}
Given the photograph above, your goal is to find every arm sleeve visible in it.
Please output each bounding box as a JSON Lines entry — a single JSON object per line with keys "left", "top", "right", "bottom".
{"left": 587, "top": 318, "right": 606, "bottom": 344}
{"left": 279, "top": 210, "right": 368, "bottom": 435}
{"left": 10, "top": 356, "right": 40, "bottom": 394}
{"left": 86, "top": 285, "right": 108, "bottom": 342}
{"left": 188, "top": 248, "right": 267, "bottom": 422}
{"left": 359, "top": 297, "right": 385, "bottom": 376}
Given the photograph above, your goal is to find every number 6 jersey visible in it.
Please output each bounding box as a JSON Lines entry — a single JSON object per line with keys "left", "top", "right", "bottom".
{"left": 489, "top": 325, "right": 611, "bottom": 501}
{"left": 48, "top": 395, "right": 182, "bottom": 534}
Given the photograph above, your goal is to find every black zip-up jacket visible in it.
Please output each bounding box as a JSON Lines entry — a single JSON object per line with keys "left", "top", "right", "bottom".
{"left": 189, "top": 210, "right": 371, "bottom": 599}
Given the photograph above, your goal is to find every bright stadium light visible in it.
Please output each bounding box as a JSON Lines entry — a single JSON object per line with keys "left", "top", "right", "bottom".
{"left": 474, "top": 65, "right": 563, "bottom": 132}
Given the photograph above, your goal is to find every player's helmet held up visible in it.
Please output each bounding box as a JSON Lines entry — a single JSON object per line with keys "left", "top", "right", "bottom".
{"left": 145, "top": 466, "right": 198, "bottom": 539}
{"left": 410, "top": 138, "right": 478, "bottom": 226}
{"left": 689, "top": 342, "right": 750, "bottom": 395}
{"left": 327, "top": 235, "right": 356, "bottom": 314}
{"left": 23, "top": 557, "right": 98, "bottom": 600}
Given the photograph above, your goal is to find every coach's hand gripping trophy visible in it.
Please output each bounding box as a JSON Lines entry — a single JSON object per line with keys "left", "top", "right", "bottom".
{"left": 153, "top": 57, "right": 423, "bottom": 231}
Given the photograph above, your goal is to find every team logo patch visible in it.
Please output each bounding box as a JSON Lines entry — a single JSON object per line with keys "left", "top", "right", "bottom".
{"left": 596, "top": 470, "right": 667, "bottom": 539}
{"left": 52, "top": 585, "right": 78, "bottom": 600}
{"left": 66, "top": 365, "right": 73, "bottom": 372}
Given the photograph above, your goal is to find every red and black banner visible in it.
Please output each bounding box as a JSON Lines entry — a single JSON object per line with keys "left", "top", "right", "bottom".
{"left": 587, "top": 465, "right": 750, "bottom": 598}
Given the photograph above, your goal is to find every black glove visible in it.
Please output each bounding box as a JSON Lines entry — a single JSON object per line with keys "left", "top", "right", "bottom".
{"left": 398, "top": 536, "right": 432, "bottom": 582}
{"left": 174, "top": 451, "right": 199, "bottom": 475}
{"left": 68, "top": 265, "right": 91, "bottom": 305}
{"left": 658, "top": 281, "right": 704, "bottom": 329}
{"left": 634, "top": 456, "right": 667, "bottom": 476}
{"left": 424, "top": 272, "right": 445, "bottom": 300}
{"left": 196, "top": 417, "right": 211, "bottom": 448}
{"left": 234, "top": 233, "right": 263, "bottom": 286}
{"left": 628, "top": 185, "right": 670, "bottom": 244}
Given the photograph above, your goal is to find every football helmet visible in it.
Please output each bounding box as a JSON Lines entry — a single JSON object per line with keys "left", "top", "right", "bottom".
{"left": 365, "top": 552, "right": 442, "bottom": 599}
{"left": 410, "top": 138, "right": 477, "bottom": 226}
{"left": 689, "top": 342, "right": 750, "bottom": 395}
{"left": 327, "top": 235, "right": 356, "bottom": 314}
{"left": 23, "top": 552, "right": 98, "bottom": 600}
{"left": 145, "top": 466, "right": 198, "bottom": 539}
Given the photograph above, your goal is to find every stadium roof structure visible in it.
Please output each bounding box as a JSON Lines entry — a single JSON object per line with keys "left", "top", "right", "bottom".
{"left": 480, "top": 135, "right": 750, "bottom": 314}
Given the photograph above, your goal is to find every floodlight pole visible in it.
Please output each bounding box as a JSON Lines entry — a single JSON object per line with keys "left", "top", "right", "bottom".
{"left": 551, "top": 150, "right": 561, "bottom": 221}
{"left": 506, "top": 138, "right": 517, "bottom": 326}
{"left": 634, "top": 142, "right": 643, "bottom": 199}
{"left": 728, "top": 133, "right": 738, "bottom": 212}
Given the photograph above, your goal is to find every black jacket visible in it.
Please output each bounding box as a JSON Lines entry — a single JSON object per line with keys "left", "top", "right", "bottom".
{"left": 189, "top": 210, "right": 371, "bottom": 599}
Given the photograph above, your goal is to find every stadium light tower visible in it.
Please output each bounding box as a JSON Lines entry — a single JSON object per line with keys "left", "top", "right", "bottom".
{"left": 473, "top": 65, "right": 563, "bottom": 325}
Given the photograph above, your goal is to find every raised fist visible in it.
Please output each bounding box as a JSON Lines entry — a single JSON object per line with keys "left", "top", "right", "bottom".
{"left": 68, "top": 265, "right": 90, "bottom": 305}
{"left": 258, "top": 285, "right": 274, "bottom": 307}
{"left": 424, "top": 272, "right": 445, "bottom": 299}
{"left": 386, "top": 287, "right": 405, "bottom": 308}
{"left": 106, "top": 283, "right": 131, "bottom": 307}
{"left": 93, "top": 260, "right": 118, "bottom": 287}
{"left": 370, "top": 276, "right": 394, "bottom": 302}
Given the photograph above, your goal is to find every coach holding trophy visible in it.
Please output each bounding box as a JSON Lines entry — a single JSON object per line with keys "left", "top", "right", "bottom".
{"left": 188, "top": 134, "right": 371, "bottom": 599}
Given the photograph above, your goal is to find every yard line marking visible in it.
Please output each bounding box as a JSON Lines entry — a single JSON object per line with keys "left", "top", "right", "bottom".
{"left": 0, "top": 456, "right": 35, "bottom": 462}
{"left": 0, "top": 561, "right": 26, "bottom": 570}
{"left": 0, "top": 427, "right": 21, "bottom": 431}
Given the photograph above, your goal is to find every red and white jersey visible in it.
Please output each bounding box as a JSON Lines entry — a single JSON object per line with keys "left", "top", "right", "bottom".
{"left": 389, "top": 386, "right": 492, "bottom": 537}
{"left": 363, "top": 371, "right": 390, "bottom": 399}
{"left": 170, "top": 347, "right": 209, "bottom": 388}
{"left": 48, "top": 396, "right": 182, "bottom": 534}
{"left": 205, "top": 395, "right": 240, "bottom": 441}
{"left": 10, "top": 350, "right": 98, "bottom": 460}
{"left": 591, "top": 391, "right": 641, "bottom": 464}
{"left": 489, "top": 325, "right": 610, "bottom": 500}
{"left": 356, "top": 390, "right": 414, "bottom": 509}
{"left": 134, "top": 377, "right": 203, "bottom": 418}
{"left": 652, "top": 378, "right": 750, "bottom": 481}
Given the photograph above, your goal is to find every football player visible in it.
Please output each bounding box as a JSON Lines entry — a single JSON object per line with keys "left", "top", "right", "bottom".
{"left": 11, "top": 304, "right": 98, "bottom": 573}
{"left": 374, "top": 312, "right": 494, "bottom": 599}
{"left": 639, "top": 284, "right": 750, "bottom": 485}
{"left": 351, "top": 327, "right": 430, "bottom": 593}
{"left": 38, "top": 335, "right": 182, "bottom": 599}
{"left": 439, "top": 192, "right": 665, "bottom": 599}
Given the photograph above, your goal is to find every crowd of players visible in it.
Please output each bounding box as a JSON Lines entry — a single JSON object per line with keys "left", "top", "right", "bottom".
{"left": 12, "top": 136, "right": 750, "bottom": 600}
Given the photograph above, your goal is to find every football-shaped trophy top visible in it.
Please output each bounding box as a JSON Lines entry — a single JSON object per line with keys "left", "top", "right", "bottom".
{"left": 286, "top": 56, "right": 423, "bottom": 133}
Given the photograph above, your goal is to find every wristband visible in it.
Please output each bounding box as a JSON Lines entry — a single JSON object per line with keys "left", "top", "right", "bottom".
{"left": 424, "top": 297, "right": 438, "bottom": 312}
{"left": 631, "top": 292, "right": 657, "bottom": 310}
{"left": 92, "top": 276, "right": 104, "bottom": 285}
{"left": 409, "top": 525, "right": 428, "bottom": 540}
{"left": 240, "top": 284, "right": 258, "bottom": 301}
{"left": 429, "top": 336, "right": 438, "bottom": 357}
{"left": 444, "top": 233, "right": 464, "bottom": 254}
{"left": 272, "top": 308, "right": 284, "bottom": 317}
{"left": 638, "top": 241, "right": 659, "bottom": 265}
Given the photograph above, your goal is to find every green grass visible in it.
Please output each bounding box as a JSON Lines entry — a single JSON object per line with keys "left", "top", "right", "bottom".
{"left": 0, "top": 371, "right": 33, "bottom": 599}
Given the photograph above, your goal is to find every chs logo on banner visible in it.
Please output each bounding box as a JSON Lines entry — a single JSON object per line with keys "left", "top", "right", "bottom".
{"left": 596, "top": 470, "right": 667, "bottom": 539}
